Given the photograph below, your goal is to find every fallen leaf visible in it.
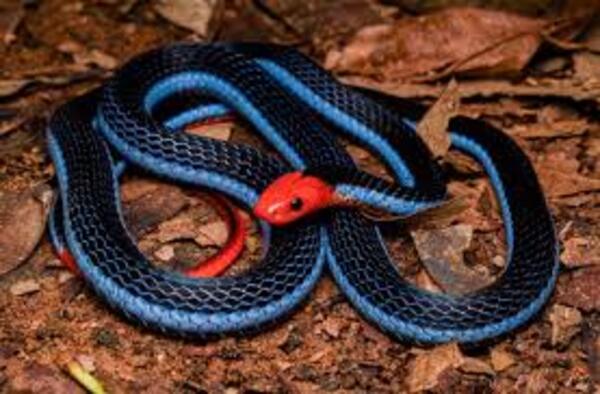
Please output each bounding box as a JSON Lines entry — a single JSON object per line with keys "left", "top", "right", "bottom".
{"left": 0, "top": 0, "right": 23, "bottom": 44}
{"left": 561, "top": 236, "right": 600, "bottom": 268}
{"left": 186, "top": 122, "right": 233, "bottom": 141}
{"left": 537, "top": 168, "right": 600, "bottom": 198}
{"left": 574, "top": 52, "right": 600, "bottom": 81}
{"left": 195, "top": 220, "right": 228, "bottom": 247}
{"left": 548, "top": 304, "right": 582, "bottom": 347}
{"left": 326, "top": 7, "right": 545, "bottom": 81}
{"left": 490, "top": 347, "right": 515, "bottom": 372}
{"left": 259, "top": 0, "right": 394, "bottom": 51}
{"left": 411, "top": 224, "right": 492, "bottom": 295}
{"left": 404, "top": 196, "right": 471, "bottom": 228}
{"left": 154, "top": 245, "right": 175, "bottom": 262}
{"left": 555, "top": 193, "right": 600, "bottom": 207}
{"left": 0, "top": 71, "right": 104, "bottom": 100}
{"left": 5, "top": 361, "right": 85, "bottom": 393}
{"left": 154, "top": 0, "right": 222, "bottom": 37}
{"left": 557, "top": 267, "right": 600, "bottom": 312}
{"left": 9, "top": 279, "right": 41, "bottom": 296}
{"left": 57, "top": 40, "right": 118, "bottom": 70}
{"left": 340, "top": 77, "right": 600, "bottom": 105}
{"left": 319, "top": 317, "right": 345, "bottom": 338}
{"left": 523, "top": 369, "right": 552, "bottom": 393}
{"left": 407, "top": 343, "right": 464, "bottom": 392}
{"left": 414, "top": 269, "right": 443, "bottom": 293}
{"left": 155, "top": 216, "right": 198, "bottom": 243}
{"left": 446, "top": 180, "right": 502, "bottom": 232}
{"left": 398, "top": 0, "right": 558, "bottom": 15}
{"left": 416, "top": 79, "right": 458, "bottom": 158}
{"left": 120, "top": 179, "right": 160, "bottom": 202}
{"left": 0, "top": 185, "right": 53, "bottom": 276}
{"left": 123, "top": 183, "right": 189, "bottom": 236}
{"left": 0, "top": 112, "right": 27, "bottom": 136}
{"left": 459, "top": 357, "right": 495, "bottom": 376}
{"left": 509, "top": 119, "right": 590, "bottom": 138}
{"left": 0, "top": 79, "right": 30, "bottom": 98}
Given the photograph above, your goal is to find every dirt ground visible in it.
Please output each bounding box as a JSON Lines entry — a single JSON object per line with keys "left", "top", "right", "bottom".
{"left": 0, "top": 0, "right": 599, "bottom": 393}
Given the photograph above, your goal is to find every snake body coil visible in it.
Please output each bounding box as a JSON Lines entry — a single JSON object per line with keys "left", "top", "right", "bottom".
{"left": 48, "top": 43, "right": 558, "bottom": 343}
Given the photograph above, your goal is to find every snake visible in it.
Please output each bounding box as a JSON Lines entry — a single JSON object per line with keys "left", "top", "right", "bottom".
{"left": 49, "top": 126, "right": 249, "bottom": 278}
{"left": 47, "top": 43, "right": 558, "bottom": 343}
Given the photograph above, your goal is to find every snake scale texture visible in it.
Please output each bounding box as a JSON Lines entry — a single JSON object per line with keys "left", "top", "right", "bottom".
{"left": 47, "top": 43, "right": 558, "bottom": 344}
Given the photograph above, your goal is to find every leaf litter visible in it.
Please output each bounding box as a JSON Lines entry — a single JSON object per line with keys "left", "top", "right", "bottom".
{"left": 0, "top": 1, "right": 598, "bottom": 392}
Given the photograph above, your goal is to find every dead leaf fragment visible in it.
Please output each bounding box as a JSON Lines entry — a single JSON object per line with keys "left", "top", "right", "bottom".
{"left": 548, "top": 304, "right": 582, "bottom": 347}
{"left": 186, "top": 122, "right": 232, "bottom": 141}
{"left": 538, "top": 168, "right": 600, "bottom": 198}
{"left": 459, "top": 357, "right": 495, "bottom": 376}
{"left": 6, "top": 361, "right": 85, "bottom": 394}
{"left": 326, "top": 7, "right": 545, "bottom": 81}
{"left": 509, "top": 119, "right": 589, "bottom": 139}
{"left": 407, "top": 343, "right": 463, "bottom": 392}
{"left": 9, "top": 279, "right": 41, "bottom": 296}
{"left": 0, "top": 79, "right": 30, "bottom": 98}
{"left": 124, "top": 183, "right": 189, "bottom": 236}
{"left": 557, "top": 267, "right": 600, "bottom": 312}
{"left": 561, "top": 237, "right": 600, "bottom": 268}
{"left": 416, "top": 80, "right": 457, "bottom": 158}
{"left": 0, "top": 0, "right": 24, "bottom": 44}
{"left": 411, "top": 224, "right": 491, "bottom": 295}
{"left": 154, "top": 245, "right": 175, "bottom": 262}
{"left": 154, "top": 0, "right": 222, "bottom": 37}
{"left": 57, "top": 40, "right": 118, "bottom": 70}
{"left": 0, "top": 185, "right": 53, "bottom": 276}
{"left": 156, "top": 216, "right": 198, "bottom": 243}
{"left": 490, "top": 347, "right": 515, "bottom": 372}
{"left": 195, "top": 220, "right": 228, "bottom": 247}
{"left": 340, "top": 76, "right": 600, "bottom": 105}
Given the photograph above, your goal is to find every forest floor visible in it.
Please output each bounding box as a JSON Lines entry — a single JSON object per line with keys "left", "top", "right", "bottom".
{"left": 0, "top": 0, "right": 599, "bottom": 393}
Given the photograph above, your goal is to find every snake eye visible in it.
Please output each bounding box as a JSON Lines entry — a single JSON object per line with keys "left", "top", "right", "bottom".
{"left": 290, "top": 197, "right": 303, "bottom": 211}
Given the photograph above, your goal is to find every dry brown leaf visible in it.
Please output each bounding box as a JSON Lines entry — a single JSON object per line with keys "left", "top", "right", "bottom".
{"left": 557, "top": 267, "right": 600, "bottom": 312}
{"left": 9, "top": 279, "right": 41, "bottom": 296}
{"left": 561, "top": 236, "right": 600, "bottom": 268}
{"left": 459, "top": 358, "right": 495, "bottom": 376}
{"left": 537, "top": 168, "right": 600, "bottom": 198}
{"left": 260, "top": 0, "right": 394, "bottom": 51}
{"left": 548, "top": 304, "right": 582, "bottom": 347}
{"left": 0, "top": 0, "right": 23, "bottom": 45}
{"left": 444, "top": 180, "right": 501, "bottom": 232}
{"left": 411, "top": 224, "right": 492, "bottom": 295}
{"left": 490, "top": 347, "right": 515, "bottom": 372}
{"left": 195, "top": 220, "right": 228, "bottom": 247}
{"left": 0, "top": 79, "right": 30, "bottom": 98}
{"left": 340, "top": 76, "right": 600, "bottom": 105}
{"left": 123, "top": 183, "right": 189, "bottom": 236}
{"left": 407, "top": 343, "right": 464, "bottom": 392}
{"left": 186, "top": 122, "right": 233, "bottom": 141}
{"left": 509, "top": 119, "right": 590, "bottom": 138}
{"left": 574, "top": 52, "right": 600, "bottom": 81}
{"left": 155, "top": 216, "right": 198, "bottom": 243}
{"left": 326, "top": 7, "right": 545, "bottom": 81}
{"left": 57, "top": 40, "right": 118, "bottom": 70}
{"left": 5, "top": 361, "right": 85, "bottom": 394}
{"left": 154, "top": 0, "right": 222, "bottom": 37}
{"left": 0, "top": 185, "right": 53, "bottom": 276}
{"left": 0, "top": 71, "right": 104, "bottom": 100}
{"left": 416, "top": 79, "right": 457, "bottom": 157}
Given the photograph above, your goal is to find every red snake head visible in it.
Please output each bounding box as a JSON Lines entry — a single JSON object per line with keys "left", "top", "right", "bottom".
{"left": 254, "top": 171, "right": 335, "bottom": 226}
